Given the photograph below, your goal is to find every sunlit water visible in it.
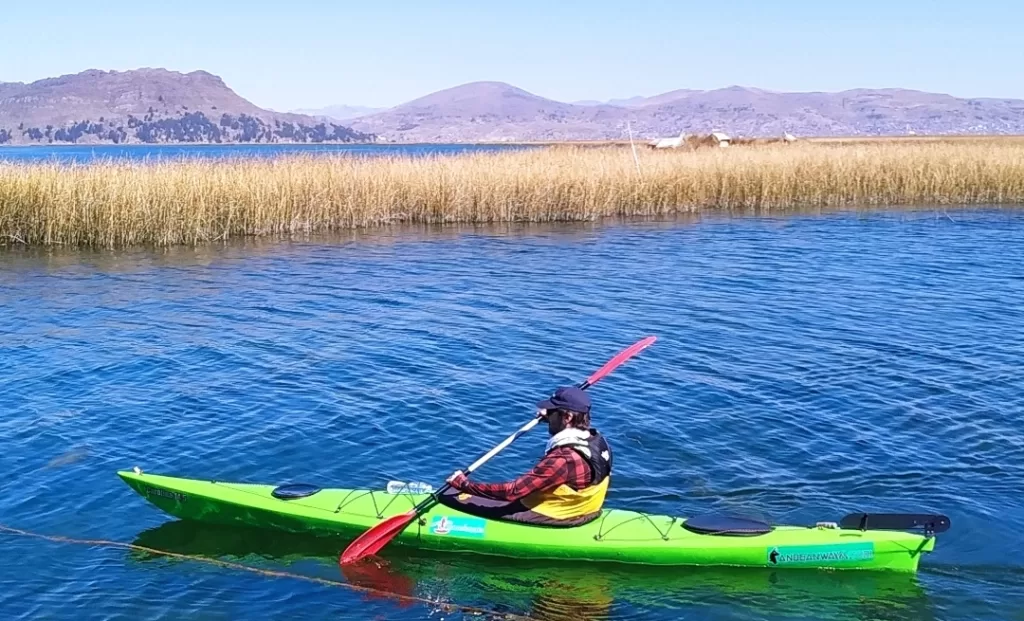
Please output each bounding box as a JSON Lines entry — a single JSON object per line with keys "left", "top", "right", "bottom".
{"left": 2, "top": 208, "right": 1022, "bottom": 620}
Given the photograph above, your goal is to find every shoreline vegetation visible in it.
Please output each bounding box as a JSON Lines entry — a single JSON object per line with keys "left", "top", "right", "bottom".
{"left": 2, "top": 138, "right": 1023, "bottom": 248}
{"left": 0, "top": 112, "right": 375, "bottom": 147}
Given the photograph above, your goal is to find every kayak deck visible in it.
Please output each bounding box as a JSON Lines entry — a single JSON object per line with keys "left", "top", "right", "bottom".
{"left": 117, "top": 469, "right": 938, "bottom": 572}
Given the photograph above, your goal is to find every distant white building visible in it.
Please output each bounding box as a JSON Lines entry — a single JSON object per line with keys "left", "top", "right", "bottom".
{"left": 649, "top": 131, "right": 687, "bottom": 149}
{"left": 783, "top": 132, "right": 797, "bottom": 143}
{"left": 647, "top": 131, "right": 738, "bottom": 149}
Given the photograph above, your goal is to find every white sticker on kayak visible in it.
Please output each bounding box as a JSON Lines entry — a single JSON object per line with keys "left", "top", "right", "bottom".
{"left": 429, "top": 516, "right": 487, "bottom": 538}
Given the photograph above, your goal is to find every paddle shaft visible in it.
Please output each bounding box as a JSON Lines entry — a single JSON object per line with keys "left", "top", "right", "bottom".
{"left": 465, "top": 415, "right": 543, "bottom": 475}
{"left": 407, "top": 415, "right": 542, "bottom": 515}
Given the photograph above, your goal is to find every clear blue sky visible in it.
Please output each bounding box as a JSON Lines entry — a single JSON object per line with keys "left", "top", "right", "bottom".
{"left": 1, "top": 0, "right": 1020, "bottom": 110}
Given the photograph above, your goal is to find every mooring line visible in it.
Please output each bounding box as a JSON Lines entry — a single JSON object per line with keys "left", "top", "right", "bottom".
{"left": 0, "top": 523, "right": 534, "bottom": 620}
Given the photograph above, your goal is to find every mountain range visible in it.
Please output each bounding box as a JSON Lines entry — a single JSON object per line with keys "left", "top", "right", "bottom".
{"left": 290, "top": 104, "right": 387, "bottom": 122}
{"left": 2, "top": 68, "right": 1023, "bottom": 145}
{"left": 341, "top": 82, "right": 1024, "bottom": 142}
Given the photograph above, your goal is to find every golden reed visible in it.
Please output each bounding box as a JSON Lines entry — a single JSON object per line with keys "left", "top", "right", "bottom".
{"left": 1, "top": 141, "right": 1022, "bottom": 247}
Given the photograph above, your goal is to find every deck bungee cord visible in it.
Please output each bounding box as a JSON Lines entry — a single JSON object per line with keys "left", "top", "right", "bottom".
{"left": 0, "top": 523, "right": 536, "bottom": 621}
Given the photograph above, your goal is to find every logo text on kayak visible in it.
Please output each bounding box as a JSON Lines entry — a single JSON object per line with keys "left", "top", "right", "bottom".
{"left": 768, "top": 543, "right": 874, "bottom": 565}
{"left": 145, "top": 487, "right": 188, "bottom": 503}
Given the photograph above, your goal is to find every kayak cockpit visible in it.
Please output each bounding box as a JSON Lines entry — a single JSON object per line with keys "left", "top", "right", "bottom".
{"left": 271, "top": 483, "right": 323, "bottom": 500}
{"left": 681, "top": 515, "right": 774, "bottom": 536}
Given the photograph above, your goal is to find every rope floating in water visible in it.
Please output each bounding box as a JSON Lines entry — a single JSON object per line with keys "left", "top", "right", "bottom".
{"left": 0, "top": 523, "right": 533, "bottom": 620}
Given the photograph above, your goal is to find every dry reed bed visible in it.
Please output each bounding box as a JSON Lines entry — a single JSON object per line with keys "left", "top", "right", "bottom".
{"left": 1, "top": 142, "right": 1023, "bottom": 247}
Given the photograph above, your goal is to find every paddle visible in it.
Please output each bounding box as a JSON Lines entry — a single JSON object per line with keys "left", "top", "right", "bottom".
{"left": 338, "top": 335, "right": 657, "bottom": 566}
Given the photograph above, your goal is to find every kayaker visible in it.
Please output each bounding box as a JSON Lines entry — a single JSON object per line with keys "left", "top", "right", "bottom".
{"left": 442, "top": 385, "right": 612, "bottom": 527}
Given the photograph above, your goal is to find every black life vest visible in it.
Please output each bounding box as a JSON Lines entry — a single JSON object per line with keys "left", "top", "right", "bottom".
{"left": 568, "top": 428, "right": 612, "bottom": 489}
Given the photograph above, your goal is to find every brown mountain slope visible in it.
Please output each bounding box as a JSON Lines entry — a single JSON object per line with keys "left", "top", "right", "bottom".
{"left": 349, "top": 81, "right": 628, "bottom": 142}
{"left": 0, "top": 68, "right": 373, "bottom": 145}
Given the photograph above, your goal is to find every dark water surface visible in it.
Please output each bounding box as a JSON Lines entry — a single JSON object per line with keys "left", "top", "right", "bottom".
{"left": 0, "top": 142, "right": 532, "bottom": 165}
{"left": 2, "top": 209, "right": 1023, "bottom": 620}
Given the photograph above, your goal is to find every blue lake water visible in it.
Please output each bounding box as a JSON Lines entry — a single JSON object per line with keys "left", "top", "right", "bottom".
{"left": 2, "top": 208, "right": 1023, "bottom": 620}
{"left": 0, "top": 143, "right": 532, "bottom": 165}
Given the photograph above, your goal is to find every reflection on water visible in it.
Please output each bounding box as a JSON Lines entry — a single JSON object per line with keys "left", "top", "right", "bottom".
{"left": 0, "top": 216, "right": 704, "bottom": 273}
{"left": 131, "top": 520, "right": 938, "bottom": 621}
{"left": 0, "top": 206, "right": 966, "bottom": 273}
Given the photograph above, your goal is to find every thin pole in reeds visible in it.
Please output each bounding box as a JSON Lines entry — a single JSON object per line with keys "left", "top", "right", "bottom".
{"left": 627, "top": 121, "right": 643, "bottom": 181}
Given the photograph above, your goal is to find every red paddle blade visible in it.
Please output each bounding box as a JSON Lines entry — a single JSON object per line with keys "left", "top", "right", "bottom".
{"left": 582, "top": 336, "right": 657, "bottom": 388}
{"left": 339, "top": 510, "right": 417, "bottom": 566}
{"left": 339, "top": 557, "right": 418, "bottom": 608}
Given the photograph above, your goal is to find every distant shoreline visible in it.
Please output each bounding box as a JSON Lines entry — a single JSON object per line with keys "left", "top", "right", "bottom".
{"left": 2, "top": 134, "right": 1024, "bottom": 149}
{"left": 509, "top": 134, "right": 1024, "bottom": 146}
{"left": 0, "top": 141, "right": 385, "bottom": 149}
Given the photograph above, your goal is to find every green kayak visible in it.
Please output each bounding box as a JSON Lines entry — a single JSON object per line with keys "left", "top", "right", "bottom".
{"left": 117, "top": 469, "right": 947, "bottom": 573}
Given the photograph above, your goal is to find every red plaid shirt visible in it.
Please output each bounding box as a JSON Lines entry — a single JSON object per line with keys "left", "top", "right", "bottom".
{"left": 452, "top": 446, "right": 592, "bottom": 502}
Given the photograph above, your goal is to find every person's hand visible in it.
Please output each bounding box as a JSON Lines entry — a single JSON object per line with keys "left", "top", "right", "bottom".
{"left": 447, "top": 470, "right": 468, "bottom": 489}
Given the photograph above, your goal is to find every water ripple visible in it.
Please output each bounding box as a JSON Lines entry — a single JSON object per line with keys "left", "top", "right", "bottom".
{"left": 2, "top": 208, "right": 1023, "bottom": 620}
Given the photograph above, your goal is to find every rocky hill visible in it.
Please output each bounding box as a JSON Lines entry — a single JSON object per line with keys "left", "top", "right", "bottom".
{"left": 347, "top": 82, "right": 1024, "bottom": 142}
{"left": 0, "top": 69, "right": 374, "bottom": 145}
{"left": 348, "top": 81, "right": 631, "bottom": 142}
